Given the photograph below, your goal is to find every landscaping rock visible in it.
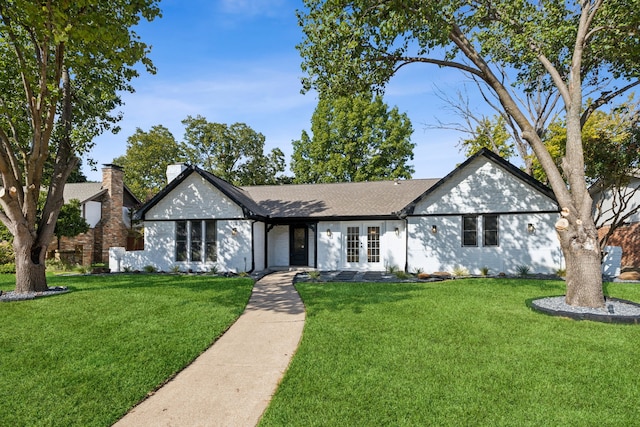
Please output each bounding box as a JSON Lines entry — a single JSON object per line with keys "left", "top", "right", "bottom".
{"left": 619, "top": 271, "right": 640, "bottom": 281}
{"left": 432, "top": 271, "right": 452, "bottom": 278}
{"left": 417, "top": 273, "right": 431, "bottom": 280}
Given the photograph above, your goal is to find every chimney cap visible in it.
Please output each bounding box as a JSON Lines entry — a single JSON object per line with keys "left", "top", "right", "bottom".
{"left": 102, "top": 163, "right": 123, "bottom": 171}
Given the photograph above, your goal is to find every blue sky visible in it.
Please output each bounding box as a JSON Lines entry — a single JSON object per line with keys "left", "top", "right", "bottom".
{"left": 85, "top": 0, "right": 473, "bottom": 182}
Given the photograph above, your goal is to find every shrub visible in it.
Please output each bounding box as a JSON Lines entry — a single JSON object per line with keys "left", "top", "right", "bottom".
{"left": 412, "top": 267, "right": 424, "bottom": 276}
{"left": 170, "top": 265, "right": 181, "bottom": 273}
{"left": 0, "top": 263, "right": 15, "bottom": 274}
{"left": 208, "top": 264, "right": 219, "bottom": 275}
{"left": 555, "top": 268, "right": 566, "bottom": 278}
{"left": 308, "top": 270, "right": 321, "bottom": 281}
{"left": 122, "top": 265, "right": 132, "bottom": 273}
{"left": 0, "top": 241, "right": 14, "bottom": 265}
{"left": 395, "top": 271, "right": 411, "bottom": 280}
{"left": 385, "top": 264, "right": 398, "bottom": 274}
{"left": 516, "top": 265, "right": 531, "bottom": 277}
{"left": 452, "top": 265, "right": 469, "bottom": 277}
{"left": 143, "top": 265, "right": 158, "bottom": 273}
{"left": 480, "top": 266, "right": 490, "bottom": 276}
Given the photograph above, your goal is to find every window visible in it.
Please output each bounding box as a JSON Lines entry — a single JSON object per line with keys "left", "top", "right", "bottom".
{"left": 367, "top": 226, "right": 380, "bottom": 263}
{"left": 483, "top": 215, "right": 499, "bottom": 247}
{"left": 347, "top": 226, "right": 359, "bottom": 262}
{"left": 176, "top": 220, "right": 188, "bottom": 261}
{"left": 205, "top": 220, "right": 217, "bottom": 262}
{"left": 191, "top": 220, "right": 202, "bottom": 261}
{"left": 462, "top": 215, "right": 478, "bottom": 246}
{"left": 176, "top": 220, "right": 217, "bottom": 262}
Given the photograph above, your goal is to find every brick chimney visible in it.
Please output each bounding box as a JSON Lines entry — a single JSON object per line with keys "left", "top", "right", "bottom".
{"left": 97, "top": 164, "right": 127, "bottom": 263}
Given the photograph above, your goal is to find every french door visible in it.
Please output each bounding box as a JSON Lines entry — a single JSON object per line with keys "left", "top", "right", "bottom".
{"left": 344, "top": 223, "right": 382, "bottom": 269}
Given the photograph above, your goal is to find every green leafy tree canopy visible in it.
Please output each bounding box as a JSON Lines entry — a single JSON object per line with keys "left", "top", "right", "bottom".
{"left": 114, "top": 125, "right": 183, "bottom": 202}
{"left": 0, "top": 1, "right": 160, "bottom": 293}
{"left": 181, "top": 116, "right": 286, "bottom": 186}
{"left": 291, "top": 94, "right": 414, "bottom": 183}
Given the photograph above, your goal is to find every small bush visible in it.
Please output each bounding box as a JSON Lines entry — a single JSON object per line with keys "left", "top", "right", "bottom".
{"left": 46, "top": 258, "right": 72, "bottom": 272}
{"left": 170, "top": 265, "right": 181, "bottom": 273}
{"left": 0, "top": 263, "right": 15, "bottom": 274}
{"left": 385, "top": 264, "right": 398, "bottom": 274}
{"left": 452, "top": 266, "right": 469, "bottom": 276}
{"left": 412, "top": 267, "right": 424, "bottom": 276}
{"left": 74, "top": 265, "right": 89, "bottom": 274}
{"left": 395, "top": 271, "right": 411, "bottom": 280}
{"left": 143, "top": 265, "right": 158, "bottom": 273}
{"left": 555, "top": 268, "right": 566, "bottom": 277}
{"left": 122, "top": 265, "right": 132, "bottom": 273}
{"left": 480, "top": 266, "right": 490, "bottom": 276}
{"left": 516, "top": 265, "right": 531, "bottom": 277}
{"left": 0, "top": 241, "right": 14, "bottom": 265}
{"left": 208, "top": 264, "right": 219, "bottom": 275}
{"left": 308, "top": 270, "right": 321, "bottom": 281}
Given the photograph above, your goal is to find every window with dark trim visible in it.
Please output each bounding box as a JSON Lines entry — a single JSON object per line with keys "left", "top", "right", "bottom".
{"left": 205, "top": 220, "right": 217, "bottom": 262}
{"left": 462, "top": 215, "right": 478, "bottom": 247}
{"left": 483, "top": 215, "right": 499, "bottom": 247}
{"left": 176, "top": 220, "right": 217, "bottom": 262}
{"left": 176, "top": 220, "right": 188, "bottom": 261}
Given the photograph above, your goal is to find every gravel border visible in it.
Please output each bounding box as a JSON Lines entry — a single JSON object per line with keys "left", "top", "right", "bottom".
{"left": 530, "top": 296, "right": 640, "bottom": 324}
{"left": 0, "top": 286, "right": 69, "bottom": 302}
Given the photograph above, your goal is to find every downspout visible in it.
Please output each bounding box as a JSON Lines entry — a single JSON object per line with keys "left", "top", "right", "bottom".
{"left": 314, "top": 222, "right": 318, "bottom": 269}
{"left": 404, "top": 217, "right": 409, "bottom": 273}
{"left": 249, "top": 220, "right": 256, "bottom": 273}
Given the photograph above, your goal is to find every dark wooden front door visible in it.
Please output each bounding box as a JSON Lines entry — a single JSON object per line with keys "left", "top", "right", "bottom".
{"left": 289, "top": 225, "right": 308, "bottom": 266}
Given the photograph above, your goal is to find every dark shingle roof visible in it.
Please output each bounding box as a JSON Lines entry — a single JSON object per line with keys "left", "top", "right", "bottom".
{"left": 243, "top": 179, "right": 439, "bottom": 219}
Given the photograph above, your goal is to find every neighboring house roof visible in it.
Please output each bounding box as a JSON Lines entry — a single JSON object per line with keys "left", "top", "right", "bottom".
{"left": 63, "top": 182, "right": 141, "bottom": 207}
{"left": 63, "top": 182, "right": 106, "bottom": 204}
{"left": 135, "top": 148, "right": 556, "bottom": 222}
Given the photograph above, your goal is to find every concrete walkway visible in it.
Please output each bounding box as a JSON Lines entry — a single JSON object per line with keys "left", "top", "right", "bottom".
{"left": 114, "top": 271, "right": 305, "bottom": 427}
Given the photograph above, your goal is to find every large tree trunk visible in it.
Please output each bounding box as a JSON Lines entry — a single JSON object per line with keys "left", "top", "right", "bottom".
{"left": 556, "top": 215, "right": 605, "bottom": 307}
{"left": 13, "top": 234, "right": 48, "bottom": 293}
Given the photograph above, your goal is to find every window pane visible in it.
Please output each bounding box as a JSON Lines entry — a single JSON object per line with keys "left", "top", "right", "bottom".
{"left": 483, "top": 215, "right": 499, "bottom": 247}
{"left": 347, "top": 226, "right": 359, "bottom": 263}
{"left": 367, "top": 227, "right": 380, "bottom": 263}
{"left": 462, "top": 216, "right": 478, "bottom": 246}
{"left": 205, "top": 220, "right": 217, "bottom": 262}
{"left": 191, "top": 220, "right": 202, "bottom": 262}
{"left": 176, "top": 242, "right": 187, "bottom": 262}
{"left": 176, "top": 221, "right": 187, "bottom": 261}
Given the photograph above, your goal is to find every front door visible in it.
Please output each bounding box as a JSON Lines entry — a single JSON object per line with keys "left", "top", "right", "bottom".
{"left": 289, "top": 225, "right": 308, "bottom": 266}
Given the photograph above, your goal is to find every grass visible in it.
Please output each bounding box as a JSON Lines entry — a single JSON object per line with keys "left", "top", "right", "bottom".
{"left": 260, "top": 278, "right": 640, "bottom": 426}
{"left": 0, "top": 274, "right": 253, "bottom": 427}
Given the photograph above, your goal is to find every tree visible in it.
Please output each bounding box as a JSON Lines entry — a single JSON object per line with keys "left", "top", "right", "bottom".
{"left": 291, "top": 94, "right": 414, "bottom": 183}
{"left": 298, "top": 0, "right": 640, "bottom": 307}
{"left": 114, "top": 125, "right": 183, "bottom": 202}
{"left": 0, "top": 1, "right": 160, "bottom": 293}
{"left": 181, "top": 116, "right": 286, "bottom": 186}
{"left": 532, "top": 102, "right": 640, "bottom": 250}
{"left": 458, "top": 115, "right": 514, "bottom": 160}
{"left": 54, "top": 199, "right": 90, "bottom": 251}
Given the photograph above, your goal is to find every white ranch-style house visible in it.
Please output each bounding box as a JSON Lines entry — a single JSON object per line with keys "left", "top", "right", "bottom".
{"left": 110, "top": 149, "right": 564, "bottom": 275}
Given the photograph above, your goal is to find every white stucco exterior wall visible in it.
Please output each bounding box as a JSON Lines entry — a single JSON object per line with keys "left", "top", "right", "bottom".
{"left": 84, "top": 201, "right": 101, "bottom": 228}
{"left": 111, "top": 172, "right": 254, "bottom": 273}
{"left": 316, "top": 220, "right": 406, "bottom": 271}
{"left": 407, "top": 156, "right": 562, "bottom": 275}
{"left": 592, "top": 177, "right": 640, "bottom": 226}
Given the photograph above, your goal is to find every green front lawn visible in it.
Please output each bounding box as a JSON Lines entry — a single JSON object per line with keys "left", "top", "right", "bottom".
{"left": 0, "top": 274, "right": 253, "bottom": 427}
{"left": 260, "top": 279, "right": 640, "bottom": 426}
